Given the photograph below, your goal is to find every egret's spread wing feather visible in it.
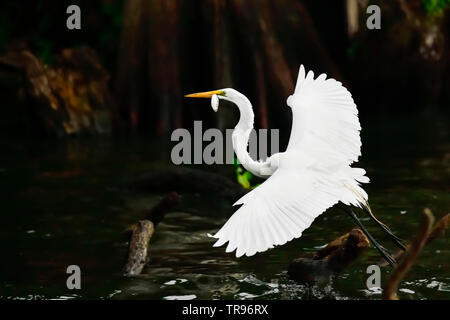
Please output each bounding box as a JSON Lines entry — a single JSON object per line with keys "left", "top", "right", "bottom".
{"left": 287, "top": 65, "right": 362, "bottom": 165}
{"left": 212, "top": 167, "right": 342, "bottom": 257}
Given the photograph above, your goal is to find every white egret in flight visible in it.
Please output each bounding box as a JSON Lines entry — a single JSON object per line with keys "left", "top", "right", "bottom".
{"left": 185, "top": 65, "right": 405, "bottom": 265}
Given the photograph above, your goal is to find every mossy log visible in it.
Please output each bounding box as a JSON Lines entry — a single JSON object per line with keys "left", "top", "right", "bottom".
{"left": 288, "top": 228, "right": 370, "bottom": 283}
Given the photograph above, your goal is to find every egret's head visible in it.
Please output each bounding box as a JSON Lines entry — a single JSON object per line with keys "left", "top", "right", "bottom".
{"left": 185, "top": 89, "right": 227, "bottom": 112}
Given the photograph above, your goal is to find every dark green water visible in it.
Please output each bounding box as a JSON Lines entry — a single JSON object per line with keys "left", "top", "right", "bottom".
{"left": 0, "top": 113, "right": 448, "bottom": 300}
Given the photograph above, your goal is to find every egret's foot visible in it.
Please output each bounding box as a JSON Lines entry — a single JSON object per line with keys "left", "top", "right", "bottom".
{"left": 376, "top": 244, "right": 397, "bottom": 267}
{"left": 363, "top": 208, "right": 407, "bottom": 251}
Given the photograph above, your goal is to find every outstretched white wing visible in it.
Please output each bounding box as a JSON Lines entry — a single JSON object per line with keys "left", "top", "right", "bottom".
{"left": 211, "top": 65, "right": 369, "bottom": 257}
{"left": 212, "top": 166, "right": 344, "bottom": 257}
{"left": 286, "top": 65, "right": 362, "bottom": 165}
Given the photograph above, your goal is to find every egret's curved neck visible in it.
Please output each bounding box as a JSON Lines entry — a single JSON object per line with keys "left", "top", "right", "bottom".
{"left": 222, "top": 89, "right": 273, "bottom": 177}
{"left": 223, "top": 90, "right": 254, "bottom": 131}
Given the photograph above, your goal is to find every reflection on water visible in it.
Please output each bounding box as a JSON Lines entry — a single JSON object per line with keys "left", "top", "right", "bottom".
{"left": 0, "top": 113, "right": 448, "bottom": 300}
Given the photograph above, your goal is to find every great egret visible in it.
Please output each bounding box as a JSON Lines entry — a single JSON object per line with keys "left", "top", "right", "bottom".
{"left": 185, "top": 65, "right": 405, "bottom": 265}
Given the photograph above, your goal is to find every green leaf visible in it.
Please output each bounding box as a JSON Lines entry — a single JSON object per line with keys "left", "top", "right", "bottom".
{"left": 237, "top": 173, "right": 251, "bottom": 189}
{"left": 423, "top": 0, "right": 450, "bottom": 16}
{"left": 234, "top": 163, "right": 255, "bottom": 189}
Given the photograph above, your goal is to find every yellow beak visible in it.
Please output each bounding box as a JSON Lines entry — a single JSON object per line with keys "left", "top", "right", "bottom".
{"left": 184, "top": 90, "right": 225, "bottom": 98}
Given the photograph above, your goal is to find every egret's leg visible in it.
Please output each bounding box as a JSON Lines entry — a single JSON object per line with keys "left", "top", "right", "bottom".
{"left": 362, "top": 207, "right": 407, "bottom": 251}
{"left": 342, "top": 207, "right": 396, "bottom": 267}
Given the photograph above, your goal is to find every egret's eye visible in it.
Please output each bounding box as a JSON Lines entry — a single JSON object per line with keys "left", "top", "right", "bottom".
{"left": 211, "top": 94, "right": 219, "bottom": 112}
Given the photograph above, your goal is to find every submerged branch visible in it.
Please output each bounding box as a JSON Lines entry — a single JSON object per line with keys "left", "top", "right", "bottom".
{"left": 382, "top": 208, "right": 435, "bottom": 300}
{"left": 124, "top": 220, "right": 155, "bottom": 276}
{"left": 124, "top": 192, "right": 181, "bottom": 276}
{"left": 379, "top": 212, "right": 450, "bottom": 267}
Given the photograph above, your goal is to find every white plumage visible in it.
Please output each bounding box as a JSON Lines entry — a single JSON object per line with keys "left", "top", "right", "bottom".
{"left": 187, "top": 65, "right": 371, "bottom": 258}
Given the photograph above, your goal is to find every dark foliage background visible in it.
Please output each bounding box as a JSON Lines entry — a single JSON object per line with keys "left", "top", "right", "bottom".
{"left": 0, "top": 0, "right": 449, "bottom": 139}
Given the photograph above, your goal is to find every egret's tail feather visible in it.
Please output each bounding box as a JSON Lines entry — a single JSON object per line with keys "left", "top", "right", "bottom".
{"left": 343, "top": 169, "right": 404, "bottom": 249}
{"left": 341, "top": 166, "right": 370, "bottom": 209}
{"left": 351, "top": 167, "right": 370, "bottom": 184}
